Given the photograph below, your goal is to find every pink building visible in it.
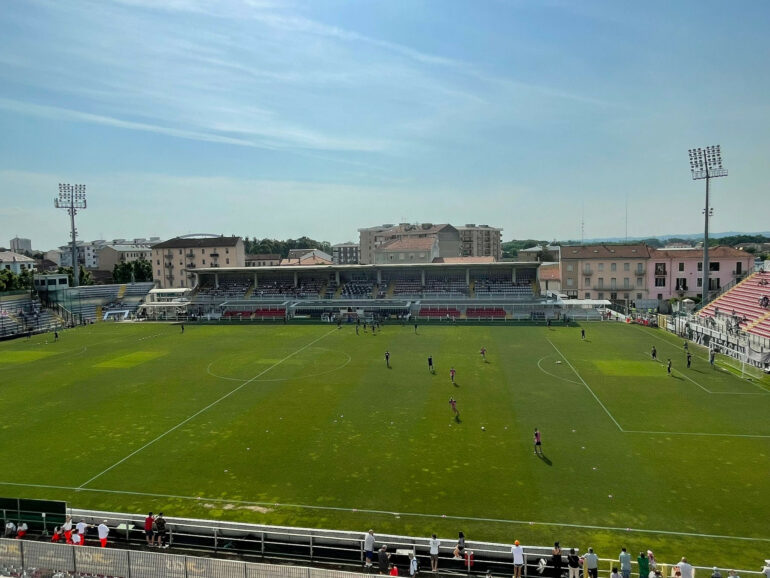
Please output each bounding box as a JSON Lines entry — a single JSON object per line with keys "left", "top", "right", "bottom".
{"left": 647, "top": 246, "right": 754, "bottom": 301}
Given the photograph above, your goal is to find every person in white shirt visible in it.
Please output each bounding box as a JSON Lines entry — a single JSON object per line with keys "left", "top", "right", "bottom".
{"left": 429, "top": 534, "right": 440, "bottom": 572}
{"left": 512, "top": 540, "right": 524, "bottom": 578}
{"left": 678, "top": 558, "right": 694, "bottom": 578}
{"left": 63, "top": 515, "right": 73, "bottom": 543}
{"left": 17, "top": 522, "right": 28, "bottom": 538}
{"left": 76, "top": 520, "right": 89, "bottom": 546}
{"left": 5, "top": 521, "right": 16, "bottom": 538}
{"left": 364, "top": 529, "right": 376, "bottom": 567}
{"left": 409, "top": 552, "right": 418, "bottom": 577}
{"left": 97, "top": 521, "right": 109, "bottom": 548}
{"left": 71, "top": 529, "right": 81, "bottom": 546}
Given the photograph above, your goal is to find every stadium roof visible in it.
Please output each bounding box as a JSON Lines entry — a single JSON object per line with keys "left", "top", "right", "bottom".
{"left": 433, "top": 256, "right": 495, "bottom": 264}
{"left": 152, "top": 236, "right": 240, "bottom": 249}
{"left": 189, "top": 261, "right": 539, "bottom": 274}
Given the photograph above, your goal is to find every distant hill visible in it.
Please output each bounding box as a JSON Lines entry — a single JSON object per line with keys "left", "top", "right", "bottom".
{"left": 560, "top": 232, "right": 770, "bottom": 244}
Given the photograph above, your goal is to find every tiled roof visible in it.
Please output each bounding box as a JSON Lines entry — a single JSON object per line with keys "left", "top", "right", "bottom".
{"left": 651, "top": 246, "right": 752, "bottom": 258}
{"left": 152, "top": 236, "right": 240, "bottom": 249}
{"left": 0, "top": 251, "right": 35, "bottom": 263}
{"left": 379, "top": 237, "right": 437, "bottom": 252}
{"left": 561, "top": 244, "right": 651, "bottom": 259}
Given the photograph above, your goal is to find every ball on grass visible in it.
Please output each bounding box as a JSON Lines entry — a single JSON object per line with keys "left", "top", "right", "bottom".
{"left": 481, "top": 426, "right": 486, "bottom": 431}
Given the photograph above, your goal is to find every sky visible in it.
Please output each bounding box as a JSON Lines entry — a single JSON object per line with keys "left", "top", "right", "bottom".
{"left": 1, "top": 0, "right": 769, "bottom": 251}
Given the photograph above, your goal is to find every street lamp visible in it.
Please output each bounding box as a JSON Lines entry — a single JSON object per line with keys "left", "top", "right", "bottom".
{"left": 54, "top": 184, "right": 87, "bottom": 287}
{"left": 688, "top": 146, "right": 727, "bottom": 304}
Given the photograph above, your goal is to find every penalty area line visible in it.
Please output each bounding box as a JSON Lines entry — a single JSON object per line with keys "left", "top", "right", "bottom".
{"left": 77, "top": 328, "right": 339, "bottom": 489}
{"left": 1, "top": 481, "right": 768, "bottom": 544}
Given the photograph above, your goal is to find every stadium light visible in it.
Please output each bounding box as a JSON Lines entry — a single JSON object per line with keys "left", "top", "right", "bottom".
{"left": 54, "top": 184, "right": 88, "bottom": 287}
{"left": 688, "top": 146, "right": 727, "bottom": 305}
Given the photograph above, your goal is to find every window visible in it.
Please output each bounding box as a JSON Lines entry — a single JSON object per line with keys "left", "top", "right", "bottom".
{"left": 202, "top": 259, "right": 206, "bottom": 264}
{"left": 678, "top": 262, "right": 684, "bottom": 272}
{"left": 624, "top": 278, "right": 630, "bottom": 288}
{"left": 584, "top": 277, "right": 591, "bottom": 287}
{"left": 675, "top": 278, "right": 688, "bottom": 291}
{"left": 179, "top": 261, "right": 182, "bottom": 266}
{"left": 226, "top": 258, "right": 230, "bottom": 264}
{"left": 585, "top": 292, "right": 591, "bottom": 299}
{"left": 698, "top": 262, "right": 702, "bottom": 271}
{"left": 655, "top": 263, "right": 666, "bottom": 275}
{"left": 655, "top": 277, "right": 666, "bottom": 287}
{"left": 624, "top": 293, "right": 630, "bottom": 299}
{"left": 611, "top": 263, "right": 617, "bottom": 272}
{"left": 657, "top": 293, "right": 663, "bottom": 300}
{"left": 610, "top": 292, "right": 618, "bottom": 300}
{"left": 597, "top": 292, "right": 604, "bottom": 299}
{"left": 709, "top": 278, "right": 721, "bottom": 290}
{"left": 179, "top": 249, "right": 182, "bottom": 255}
{"left": 636, "top": 277, "right": 643, "bottom": 288}
{"left": 226, "top": 248, "right": 229, "bottom": 254}
{"left": 567, "top": 278, "right": 574, "bottom": 287}
{"left": 710, "top": 262, "right": 720, "bottom": 271}
{"left": 697, "top": 277, "right": 702, "bottom": 287}
{"left": 637, "top": 263, "right": 643, "bottom": 273}
{"left": 598, "top": 263, "right": 604, "bottom": 271}
{"left": 736, "top": 262, "right": 743, "bottom": 274}
{"left": 567, "top": 264, "right": 573, "bottom": 272}
{"left": 202, "top": 248, "right": 205, "bottom": 254}
{"left": 598, "top": 278, "right": 604, "bottom": 288}
{"left": 611, "top": 278, "right": 617, "bottom": 289}
{"left": 156, "top": 259, "right": 160, "bottom": 265}
{"left": 624, "top": 262, "right": 630, "bottom": 271}
{"left": 157, "top": 269, "right": 160, "bottom": 276}
{"left": 636, "top": 293, "right": 642, "bottom": 299}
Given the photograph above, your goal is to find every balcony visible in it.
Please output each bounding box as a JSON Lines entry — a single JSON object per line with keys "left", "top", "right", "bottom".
{"left": 187, "top": 263, "right": 196, "bottom": 268}
{"left": 186, "top": 252, "right": 195, "bottom": 258}
{"left": 582, "top": 269, "right": 593, "bottom": 276}
{"left": 164, "top": 262, "right": 174, "bottom": 268}
{"left": 210, "top": 252, "right": 220, "bottom": 257}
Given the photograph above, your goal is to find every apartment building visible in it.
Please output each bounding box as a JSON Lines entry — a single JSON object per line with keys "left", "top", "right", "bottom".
{"left": 561, "top": 244, "right": 652, "bottom": 301}
{"left": 151, "top": 236, "right": 245, "bottom": 288}
{"left": 373, "top": 237, "right": 440, "bottom": 264}
{"left": 647, "top": 246, "right": 754, "bottom": 300}
{"left": 9, "top": 237, "right": 32, "bottom": 254}
{"left": 97, "top": 243, "right": 154, "bottom": 272}
{"left": 358, "top": 223, "right": 461, "bottom": 264}
{"left": 332, "top": 242, "right": 360, "bottom": 264}
{"left": 456, "top": 224, "right": 502, "bottom": 260}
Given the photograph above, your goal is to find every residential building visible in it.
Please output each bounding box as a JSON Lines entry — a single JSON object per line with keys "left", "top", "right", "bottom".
{"left": 97, "top": 243, "right": 154, "bottom": 272}
{"left": 332, "top": 242, "right": 360, "bottom": 264}
{"left": 647, "top": 246, "right": 754, "bottom": 301}
{"left": 538, "top": 263, "right": 561, "bottom": 295}
{"left": 280, "top": 249, "right": 333, "bottom": 266}
{"left": 58, "top": 242, "right": 99, "bottom": 269}
{"left": 0, "top": 251, "right": 36, "bottom": 274}
{"left": 245, "top": 254, "right": 281, "bottom": 267}
{"left": 150, "top": 235, "right": 245, "bottom": 288}
{"left": 9, "top": 237, "right": 32, "bottom": 254}
{"left": 518, "top": 244, "right": 561, "bottom": 263}
{"left": 374, "top": 237, "right": 439, "bottom": 264}
{"left": 560, "top": 244, "right": 652, "bottom": 302}
{"left": 358, "top": 223, "right": 461, "bottom": 264}
{"left": 456, "top": 225, "right": 502, "bottom": 260}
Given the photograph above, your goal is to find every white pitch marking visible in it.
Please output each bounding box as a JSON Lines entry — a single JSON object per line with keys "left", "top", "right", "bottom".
{"left": 536, "top": 355, "right": 582, "bottom": 385}
{"left": 1, "top": 480, "right": 768, "bottom": 543}
{"left": 546, "top": 338, "right": 624, "bottom": 431}
{"left": 78, "top": 328, "right": 339, "bottom": 488}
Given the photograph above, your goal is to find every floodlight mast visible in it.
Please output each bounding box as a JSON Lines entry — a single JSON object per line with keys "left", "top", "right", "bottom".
{"left": 688, "top": 146, "right": 727, "bottom": 305}
{"left": 54, "top": 184, "right": 87, "bottom": 287}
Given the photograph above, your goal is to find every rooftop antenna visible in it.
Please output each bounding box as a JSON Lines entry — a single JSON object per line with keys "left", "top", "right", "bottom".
{"left": 580, "top": 204, "right": 585, "bottom": 245}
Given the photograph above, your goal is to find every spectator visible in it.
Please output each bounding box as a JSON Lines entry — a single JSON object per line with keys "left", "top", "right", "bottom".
{"left": 389, "top": 565, "right": 398, "bottom": 576}
{"left": 409, "top": 552, "right": 418, "bottom": 577}
{"left": 4, "top": 520, "right": 16, "bottom": 538}
{"left": 63, "top": 515, "right": 73, "bottom": 543}
{"left": 648, "top": 551, "right": 657, "bottom": 571}
{"left": 453, "top": 531, "right": 465, "bottom": 559}
{"left": 52, "top": 526, "right": 63, "bottom": 543}
{"left": 583, "top": 548, "right": 599, "bottom": 578}
{"left": 727, "top": 570, "right": 739, "bottom": 578}
{"left": 378, "top": 545, "right": 390, "bottom": 574}
{"left": 155, "top": 513, "right": 168, "bottom": 548}
{"left": 761, "top": 561, "right": 770, "bottom": 578}
{"left": 712, "top": 568, "right": 722, "bottom": 578}
{"left": 512, "top": 540, "right": 524, "bottom": 578}
{"left": 145, "top": 512, "right": 155, "bottom": 547}
{"left": 16, "top": 522, "right": 28, "bottom": 539}
{"left": 552, "top": 542, "right": 563, "bottom": 578}
{"left": 97, "top": 520, "right": 109, "bottom": 548}
{"left": 678, "top": 558, "right": 693, "bottom": 578}
{"left": 638, "top": 552, "right": 650, "bottom": 578}
{"left": 612, "top": 568, "right": 622, "bottom": 578}
{"left": 620, "top": 548, "right": 632, "bottom": 578}
{"left": 71, "top": 529, "right": 81, "bottom": 546}
{"left": 429, "top": 533, "right": 440, "bottom": 572}
{"left": 76, "top": 520, "right": 89, "bottom": 546}
{"left": 364, "top": 529, "right": 376, "bottom": 567}
{"left": 567, "top": 548, "right": 580, "bottom": 578}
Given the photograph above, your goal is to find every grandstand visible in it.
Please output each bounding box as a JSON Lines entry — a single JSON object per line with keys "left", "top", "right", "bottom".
{"left": 698, "top": 270, "right": 770, "bottom": 339}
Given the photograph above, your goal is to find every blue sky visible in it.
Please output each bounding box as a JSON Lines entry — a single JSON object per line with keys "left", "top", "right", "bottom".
{"left": 1, "top": 0, "right": 768, "bottom": 250}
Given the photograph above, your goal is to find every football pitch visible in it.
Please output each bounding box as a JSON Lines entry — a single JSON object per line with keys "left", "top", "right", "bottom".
{"left": 1, "top": 321, "right": 768, "bottom": 568}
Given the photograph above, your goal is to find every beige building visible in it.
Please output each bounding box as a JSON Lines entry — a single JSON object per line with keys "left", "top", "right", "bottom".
{"left": 0, "top": 251, "right": 35, "bottom": 275}
{"left": 151, "top": 236, "right": 245, "bottom": 288}
{"left": 358, "top": 223, "right": 460, "bottom": 264}
{"left": 560, "top": 244, "right": 652, "bottom": 301}
{"left": 374, "top": 237, "right": 439, "bottom": 264}
{"left": 332, "top": 242, "right": 359, "bottom": 264}
{"left": 456, "top": 225, "right": 502, "bottom": 260}
{"left": 246, "top": 253, "right": 281, "bottom": 267}
{"left": 97, "top": 243, "right": 153, "bottom": 272}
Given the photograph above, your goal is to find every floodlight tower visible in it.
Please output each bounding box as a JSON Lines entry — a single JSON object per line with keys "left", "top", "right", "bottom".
{"left": 55, "top": 184, "right": 87, "bottom": 287}
{"left": 688, "top": 146, "right": 727, "bottom": 305}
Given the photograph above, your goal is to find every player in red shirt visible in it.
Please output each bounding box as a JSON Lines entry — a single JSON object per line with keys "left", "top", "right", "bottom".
{"left": 480, "top": 347, "right": 487, "bottom": 362}
{"left": 450, "top": 367, "right": 456, "bottom": 383}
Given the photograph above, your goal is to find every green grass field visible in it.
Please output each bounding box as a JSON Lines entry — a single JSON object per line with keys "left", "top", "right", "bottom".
{"left": 1, "top": 321, "right": 768, "bottom": 568}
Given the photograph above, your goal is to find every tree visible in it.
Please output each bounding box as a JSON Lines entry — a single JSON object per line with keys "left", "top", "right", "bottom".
{"left": 57, "top": 266, "right": 94, "bottom": 286}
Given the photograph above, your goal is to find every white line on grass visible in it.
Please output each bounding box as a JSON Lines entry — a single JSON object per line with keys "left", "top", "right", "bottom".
{"left": 77, "top": 328, "right": 339, "bottom": 489}
{"left": 1, "top": 480, "right": 768, "bottom": 543}
{"left": 535, "top": 355, "right": 582, "bottom": 385}
{"left": 546, "top": 338, "right": 624, "bottom": 431}
{"left": 623, "top": 429, "right": 770, "bottom": 439}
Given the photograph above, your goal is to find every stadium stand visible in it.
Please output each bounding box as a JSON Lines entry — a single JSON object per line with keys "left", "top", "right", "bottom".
{"left": 424, "top": 274, "right": 468, "bottom": 298}
{"left": 699, "top": 270, "right": 770, "bottom": 338}
{"left": 389, "top": 273, "right": 422, "bottom": 298}
{"left": 198, "top": 277, "right": 251, "bottom": 299}
{"left": 466, "top": 306, "right": 506, "bottom": 319}
{"left": 341, "top": 278, "right": 374, "bottom": 299}
{"left": 418, "top": 306, "right": 462, "bottom": 319}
